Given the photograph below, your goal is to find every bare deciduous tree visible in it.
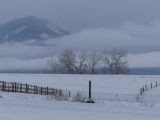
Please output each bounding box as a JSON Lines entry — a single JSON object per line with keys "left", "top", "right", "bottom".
{"left": 58, "top": 49, "right": 77, "bottom": 74}
{"left": 101, "top": 49, "right": 129, "bottom": 74}
{"left": 47, "top": 57, "right": 59, "bottom": 73}
{"left": 77, "top": 51, "right": 88, "bottom": 74}
{"left": 47, "top": 49, "right": 129, "bottom": 75}
{"left": 88, "top": 51, "right": 100, "bottom": 74}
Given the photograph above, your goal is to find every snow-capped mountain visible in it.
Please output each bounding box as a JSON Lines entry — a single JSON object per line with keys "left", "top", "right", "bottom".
{"left": 0, "top": 16, "right": 74, "bottom": 43}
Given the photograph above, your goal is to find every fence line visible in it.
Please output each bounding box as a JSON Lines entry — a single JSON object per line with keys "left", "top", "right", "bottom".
{"left": 2, "top": 80, "right": 160, "bottom": 103}
{"left": 0, "top": 81, "right": 64, "bottom": 96}
{"left": 139, "top": 81, "right": 160, "bottom": 95}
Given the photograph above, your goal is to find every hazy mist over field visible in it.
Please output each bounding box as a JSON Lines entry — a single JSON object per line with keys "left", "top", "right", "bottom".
{"left": 0, "top": 0, "right": 160, "bottom": 72}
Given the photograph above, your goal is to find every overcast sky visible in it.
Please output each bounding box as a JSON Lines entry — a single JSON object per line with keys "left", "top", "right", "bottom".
{"left": 0, "top": 0, "right": 160, "bottom": 70}
{"left": 1, "top": 0, "right": 160, "bottom": 27}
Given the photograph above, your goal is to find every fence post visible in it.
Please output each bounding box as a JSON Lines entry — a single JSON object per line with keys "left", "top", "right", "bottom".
{"left": 26, "top": 84, "right": 28, "bottom": 93}
{"left": 33, "top": 86, "right": 35, "bottom": 94}
{"left": 55, "top": 89, "right": 57, "bottom": 95}
{"left": 69, "top": 91, "right": 71, "bottom": 97}
{"left": 89, "top": 81, "right": 91, "bottom": 99}
{"left": 156, "top": 81, "right": 157, "bottom": 87}
{"left": 20, "top": 84, "right": 22, "bottom": 93}
{"left": 52, "top": 88, "right": 54, "bottom": 95}
{"left": 145, "top": 84, "right": 147, "bottom": 91}
{"left": 151, "top": 82, "right": 152, "bottom": 89}
{"left": 2, "top": 81, "right": 5, "bottom": 91}
{"left": 140, "top": 88, "right": 143, "bottom": 95}
{"left": 15, "top": 82, "right": 17, "bottom": 92}
{"left": 41, "top": 87, "right": 43, "bottom": 95}
{"left": 47, "top": 86, "right": 48, "bottom": 95}
{"left": 36, "top": 86, "right": 38, "bottom": 94}
{"left": 59, "top": 89, "right": 62, "bottom": 96}
{"left": 12, "top": 83, "right": 14, "bottom": 92}
{"left": 4, "top": 82, "right": 6, "bottom": 91}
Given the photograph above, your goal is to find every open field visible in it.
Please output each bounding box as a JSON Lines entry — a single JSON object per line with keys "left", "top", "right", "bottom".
{"left": 1, "top": 74, "right": 160, "bottom": 120}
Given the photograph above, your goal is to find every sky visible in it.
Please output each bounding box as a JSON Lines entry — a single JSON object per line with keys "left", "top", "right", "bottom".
{"left": 0, "top": 0, "right": 160, "bottom": 70}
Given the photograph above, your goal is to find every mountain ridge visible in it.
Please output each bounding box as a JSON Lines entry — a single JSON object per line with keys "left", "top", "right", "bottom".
{"left": 0, "top": 16, "right": 71, "bottom": 43}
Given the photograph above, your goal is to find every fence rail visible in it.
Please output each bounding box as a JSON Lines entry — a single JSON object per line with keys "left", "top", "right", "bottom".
{"left": 0, "top": 81, "right": 63, "bottom": 96}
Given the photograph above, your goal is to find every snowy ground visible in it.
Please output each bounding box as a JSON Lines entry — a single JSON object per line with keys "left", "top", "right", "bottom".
{"left": 1, "top": 74, "right": 160, "bottom": 120}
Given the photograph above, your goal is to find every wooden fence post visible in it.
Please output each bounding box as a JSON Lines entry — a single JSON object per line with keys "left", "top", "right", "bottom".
{"left": 26, "top": 84, "right": 28, "bottom": 93}
{"left": 140, "top": 88, "right": 143, "bottom": 95}
{"left": 52, "top": 88, "right": 54, "bottom": 95}
{"left": 156, "top": 81, "right": 157, "bottom": 87}
{"left": 4, "top": 82, "right": 6, "bottom": 91}
{"left": 2, "top": 81, "right": 5, "bottom": 91}
{"left": 89, "top": 81, "right": 91, "bottom": 99}
{"left": 36, "top": 86, "right": 38, "bottom": 94}
{"left": 151, "top": 82, "right": 152, "bottom": 89}
{"left": 59, "top": 89, "right": 62, "bottom": 96}
{"left": 12, "top": 83, "right": 14, "bottom": 92}
{"left": 20, "top": 84, "right": 22, "bottom": 93}
{"left": 55, "top": 89, "right": 57, "bottom": 95}
{"left": 41, "top": 87, "right": 43, "bottom": 95}
{"left": 34, "top": 86, "right": 36, "bottom": 94}
{"left": 69, "top": 91, "right": 71, "bottom": 97}
{"left": 47, "top": 86, "right": 48, "bottom": 95}
{"left": 145, "top": 84, "right": 147, "bottom": 91}
{"left": 15, "top": 82, "right": 17, "bottom": 92}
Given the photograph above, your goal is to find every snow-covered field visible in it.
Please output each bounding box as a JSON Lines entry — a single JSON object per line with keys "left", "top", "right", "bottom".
{"left": 1, "top": 74, "right": 160, "bottom": 120}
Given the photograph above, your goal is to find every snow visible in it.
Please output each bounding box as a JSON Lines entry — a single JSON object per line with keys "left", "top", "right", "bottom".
{"left": 1, "top": 74, "right": 160, "bottom": 120}
{"left": 12, "top": 26, "right": 28, "bottom": 33}
{"left": 40, "top": 33, "right": 51, "bottom": 39}
{"left": 47, "top": 22, "right": 67, "bottom": 35}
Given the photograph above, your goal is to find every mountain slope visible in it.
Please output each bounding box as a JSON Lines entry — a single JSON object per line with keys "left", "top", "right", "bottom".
{"left": 0, "top": 16, "right": 69, "bottom": 43}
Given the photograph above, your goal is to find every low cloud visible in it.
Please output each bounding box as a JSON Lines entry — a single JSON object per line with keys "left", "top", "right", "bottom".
{"left": 129, "top": 52, "right": 160, "bottom": 68}
{"left": 0, "top": 57, "right": 48, "bottom": 71}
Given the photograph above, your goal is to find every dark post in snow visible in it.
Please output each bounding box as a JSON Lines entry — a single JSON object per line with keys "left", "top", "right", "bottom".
{"left": 20, "top": 84, "right": 22, "bottom": 93}
{"left": 34, "top": 86, "right": 36, "bottom": 94}
{"left": 47, "top": 86, "right": 48, "bottom": 95}
{"left": 12, "top": 83, "right": 14, "bottom": 92}
{"left": 59, "top": 89, "right": 62, "bottom": 96}
{"left": 140, "top": 88, "right": 143, "bottom": 95}
{"left": 89, "top": 81, "right": 91, "bottom": 99}
{"left": 26, "top": 84, "right": 28, "bottom": 93}
{"left": 2, "top": 81, "right": 5, "bottom": 91}
{"left": 41, "top": 87, "right": 43, "bottom": 95}
{"left": 156, "top": 81, "right": 157, "bottom": 87}
{"left": 151, "top": 82, "right": 152, "bottom": 89}
{"left": 145, "top": 84, "right": 147, "bottom": 91}
{"left": 15, "top": 82, "right": 17, "bottom": 92}
{"left": 52, "top": 88, "right": 54, "bottom": 95}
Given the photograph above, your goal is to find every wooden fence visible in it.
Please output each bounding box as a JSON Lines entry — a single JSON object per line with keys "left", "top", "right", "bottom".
{"left": 140, "top": 81, "right": 159, "bottom": 95}
{"left": 0, "top": 81, "right": 63, "bottom": 96}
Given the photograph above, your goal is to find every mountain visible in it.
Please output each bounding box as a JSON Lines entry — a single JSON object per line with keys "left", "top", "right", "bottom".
{"left": 0, "top": 16, "right": 72, "bottom": 43}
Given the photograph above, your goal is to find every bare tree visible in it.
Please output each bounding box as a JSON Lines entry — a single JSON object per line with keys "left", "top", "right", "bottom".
{"left": 58, "top": 49, "right": 77, "bottom": 74}
{"left": 47, "top": 49, "right": 129, "bottom": 74}
{"left": 47, "top": 50, "right": 88, "bottom": 74}
{"left": 47, "top": 57, "right": 61, "bottom": 73}
{"left": 101, "top": 49, "right": 129, "bottom": 74}
{"left": 88, "top": 50, "right": 100, "bottom": 74}
{"left": 77, "top": 51, "right": 88, "bottom": 74}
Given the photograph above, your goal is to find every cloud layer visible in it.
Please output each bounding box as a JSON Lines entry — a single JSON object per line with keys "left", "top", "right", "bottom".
{"left": 1, "top": 0, "right": 160, "bottom": 28}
